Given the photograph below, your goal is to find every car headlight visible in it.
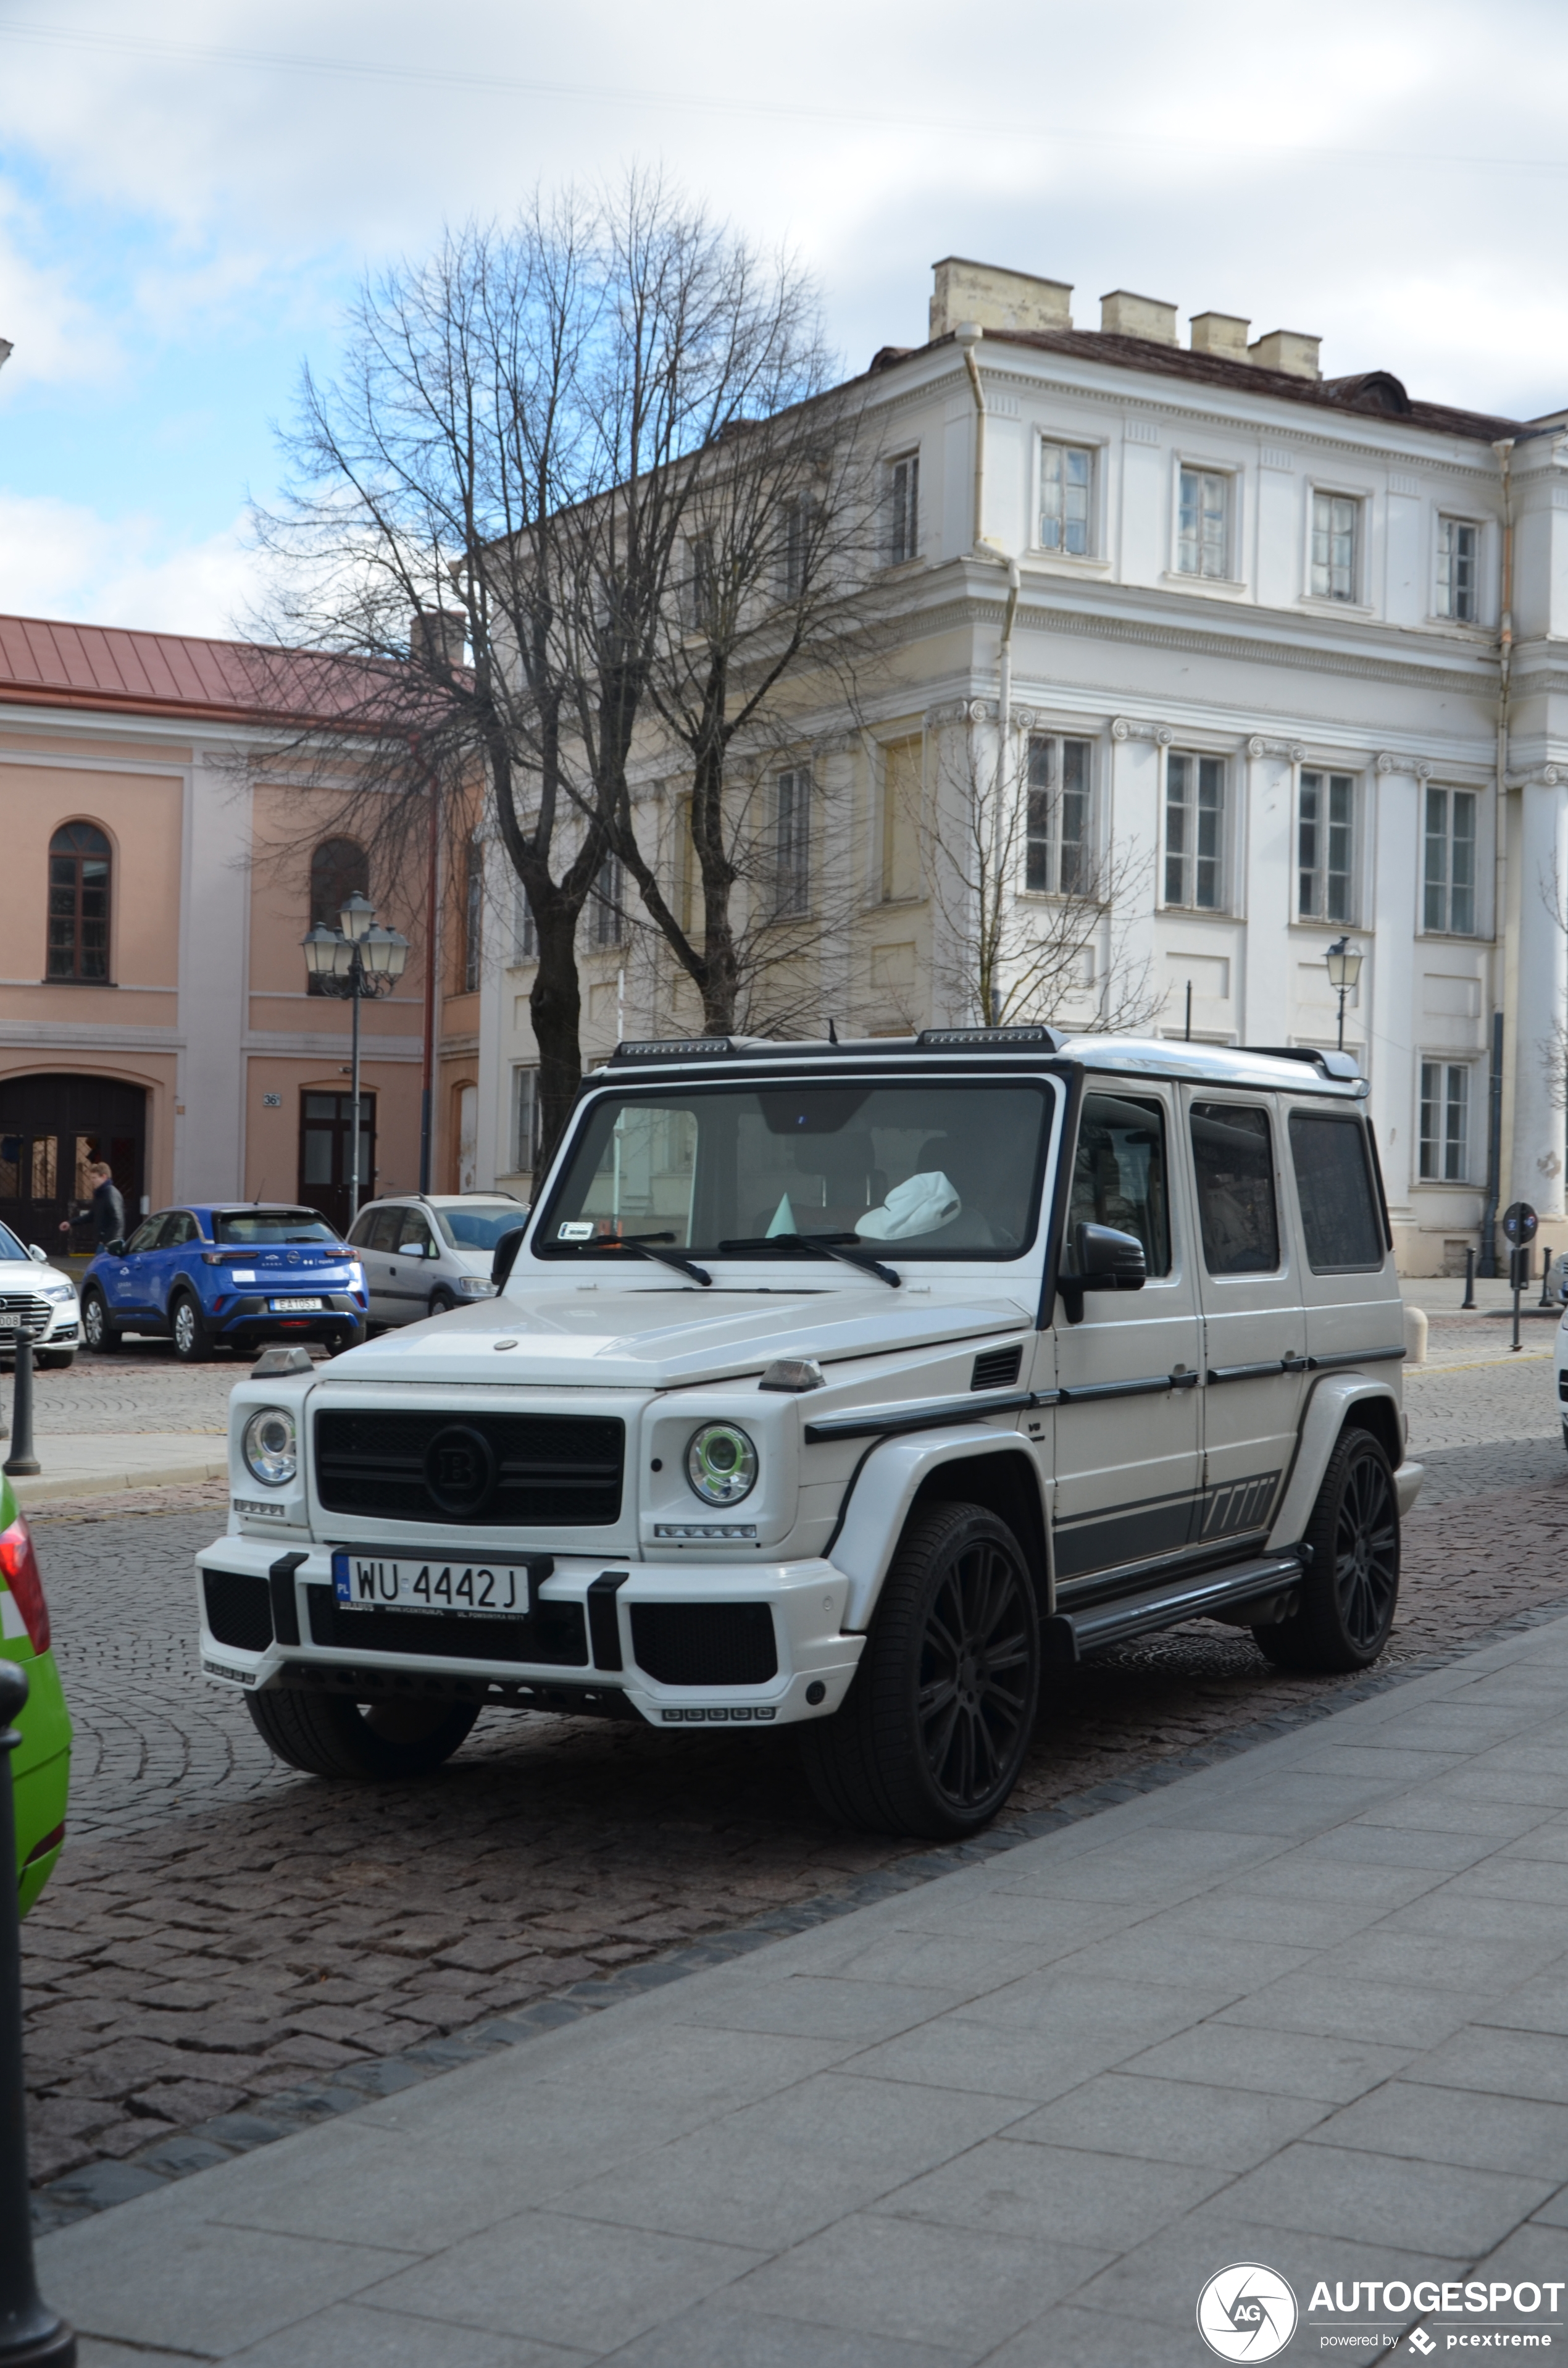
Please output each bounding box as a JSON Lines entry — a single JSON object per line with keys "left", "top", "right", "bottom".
{"left": 686, "top": 1422, "right": 758, "bottom": 1506}
{"left": 241, "top": 1407, "right": 298, "bottom": 1488}
{"left": 41, "top": 1281, "right": 75, "bottom": 1301}
{"left": 454, "top": 1276, "right": 496, "bottom": 1297}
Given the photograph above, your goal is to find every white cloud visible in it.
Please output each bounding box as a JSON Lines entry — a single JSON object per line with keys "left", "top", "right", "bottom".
{"left": 0, "top": 490, "right": 262, "bottom": 636}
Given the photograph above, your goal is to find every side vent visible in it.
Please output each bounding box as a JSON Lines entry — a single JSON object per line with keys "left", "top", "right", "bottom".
{"left": 971, "top": 1342, "right": 1024, "bottom": 1392}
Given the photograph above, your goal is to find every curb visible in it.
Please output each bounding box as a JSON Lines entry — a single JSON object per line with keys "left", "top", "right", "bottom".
{"left": 10, "top": 1458, "right": 228, "bottom": 1507}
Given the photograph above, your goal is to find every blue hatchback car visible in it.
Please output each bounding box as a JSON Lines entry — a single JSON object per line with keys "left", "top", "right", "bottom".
{"left": 79, "top": 1203, "right": 368, "bottom": 1362}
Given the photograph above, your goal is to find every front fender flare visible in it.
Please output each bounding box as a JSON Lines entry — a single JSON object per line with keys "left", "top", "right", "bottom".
{"left": 830, "top": 1426, "right": 1046, "bottom": 1633}
{"left": 1266, "top": 1374, "right": 1404, "bottom": 1552}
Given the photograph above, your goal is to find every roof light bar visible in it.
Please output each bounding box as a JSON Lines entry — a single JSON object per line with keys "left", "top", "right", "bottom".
{"left": 610, "top": 1038, "right": 734, "bottom": 1063}
{"left": 917, "top": 1026, "right": 1063, "bottom": 1050}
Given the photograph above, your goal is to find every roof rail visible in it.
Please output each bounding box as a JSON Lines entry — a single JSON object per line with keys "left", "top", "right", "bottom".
{"left": 1241, "top": 1045, "right": 1362, "bottom": 1081}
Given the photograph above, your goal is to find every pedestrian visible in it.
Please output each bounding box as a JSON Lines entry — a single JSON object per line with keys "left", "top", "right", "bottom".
{"left": 87, "top": 1161, "right": 125, "bottom": 1250}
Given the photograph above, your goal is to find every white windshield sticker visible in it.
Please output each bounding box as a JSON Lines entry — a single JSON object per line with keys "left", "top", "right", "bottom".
{"left": 557, "top": 1220, "right": 595, "bottom": 1241}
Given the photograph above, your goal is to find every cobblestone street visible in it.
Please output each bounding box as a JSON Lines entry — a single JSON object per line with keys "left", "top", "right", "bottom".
{"left": 18, "top": 1323, "right": 1568, "bottom": 2195}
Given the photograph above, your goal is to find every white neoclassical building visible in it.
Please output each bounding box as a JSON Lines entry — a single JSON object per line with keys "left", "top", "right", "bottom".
{"left": 477, "top": 255, "right": 1568, "bottom": 1276}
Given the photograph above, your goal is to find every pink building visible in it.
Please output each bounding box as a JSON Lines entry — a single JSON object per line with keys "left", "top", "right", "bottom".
{"left": 0, "top": 613, "right": 451, "bottom": 1241}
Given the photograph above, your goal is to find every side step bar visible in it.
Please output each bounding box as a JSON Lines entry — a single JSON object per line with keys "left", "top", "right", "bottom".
{"left": 1043, "top": 1550, "right": 1303, "bottom": 1664}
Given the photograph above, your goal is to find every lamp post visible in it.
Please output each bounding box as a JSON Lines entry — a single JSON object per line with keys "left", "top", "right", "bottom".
{"left": 301, "top": 897, "right": 409, "bottom": 1225}
{"left": 1325, "top": 936, "right": 1363, "bottom": 1055}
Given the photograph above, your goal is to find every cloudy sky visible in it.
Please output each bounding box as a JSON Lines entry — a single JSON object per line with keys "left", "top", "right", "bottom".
{"left": 2, "top": 0, "right": 1567, "bottom": 638}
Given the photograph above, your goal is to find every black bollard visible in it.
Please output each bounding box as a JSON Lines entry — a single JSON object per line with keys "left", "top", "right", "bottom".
{"left": 1461, "top": 1246, "right": 1476, "bottom": 1310}
{"left": 0, "top": 1660, "right": 75, "bottom": 2367}
{"left": 1541, "top": 1248, "right": 1558, "bottom": 1310}
{"left": 2, "top": 1344, "right": 38, "bottom": 1481}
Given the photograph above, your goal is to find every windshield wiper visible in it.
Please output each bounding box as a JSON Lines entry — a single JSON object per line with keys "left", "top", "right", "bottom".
{"left": 717, "top": 1232, "right": 901, "bottom": 1288}
{"left": 586, "top": 1233, "right": 712, "bottom": 1287}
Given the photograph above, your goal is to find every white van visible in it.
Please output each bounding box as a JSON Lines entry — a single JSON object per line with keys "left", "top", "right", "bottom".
{"left": 197, "top": 1030, "right": 1420, "bottom": 1838}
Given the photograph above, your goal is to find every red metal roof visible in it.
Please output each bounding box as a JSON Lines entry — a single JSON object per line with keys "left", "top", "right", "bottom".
{"left": 0, "top": 613, "right": 382, "bottom": 727}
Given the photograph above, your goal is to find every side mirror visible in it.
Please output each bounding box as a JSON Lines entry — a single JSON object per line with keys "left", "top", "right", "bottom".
{"left": 106, "top": 1239, "right": 126, "bottom": 1258}
{"left": 27, "top": 1244, "right": 48, "bottom": 1264}
{"left": 491, "top": 1224, "right": 528, "bottom": 1291}
{"left": 1057, "top": 1222, "right": 1147, "bottom": 1324}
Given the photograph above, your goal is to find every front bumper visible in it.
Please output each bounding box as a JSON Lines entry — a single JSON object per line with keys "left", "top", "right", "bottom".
{"left": 195, "top": 1536, "right": 865, "bottom": 1728}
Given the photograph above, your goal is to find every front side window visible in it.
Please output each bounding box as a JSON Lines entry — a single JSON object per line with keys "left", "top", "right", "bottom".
{"left": 1040, "top": 443, "right": 1093, "bottom": 555}
{"left": 1424, "top": 787, "right": 1477, "bottom": 935}
{"left": 1311, "top": 491, "right": 1360, "bottom": 601}
{"left": 123, "top": 1215, "right": 165, "bottom": 1255}
{"left": 1026, "top": 737, "right": 1092, "bottom": 895}
{"left": 1437, "top": 517, "right": 1478, "bottom": 622}
{"left": 1165, "top": 753, "right": 1224, "bottom": 910}
{"left": 1419, "top": 1062, "right": 1470, "bottom": 1182}
{"left": 539, "top": 1080, "right": 1053, "bottom": 1261}
{"left": 1066, "top": 1092, "right": 1172, "bottom": 1277}
{"left": 436, "top": 1203, "right": 526, "bottom": 1252}
{"left": 775, "top": 769, "right": 811, "bottom": 917}
{"left": 1190, "top": 1103, "right": 1280, "bottom": 1274}
{"left": 1288, "top": 1113, "right": 1384, "bottom": 1271}
{"left": 1298, "top": 771, "right": 1356, "bottom": 923}
{"left": 1177, "top": 469, "right": 1229, "bottom": 579}
{"left": 47, "top": 822, "right": 111, "bottom": 982}
{"left": 887, "top": 455, "right": 919, "bottom": 566}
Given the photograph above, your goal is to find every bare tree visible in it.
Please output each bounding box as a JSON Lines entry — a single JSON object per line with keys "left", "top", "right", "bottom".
{"left": 914, "top": 724, "right": 1165, "bottom": 1035}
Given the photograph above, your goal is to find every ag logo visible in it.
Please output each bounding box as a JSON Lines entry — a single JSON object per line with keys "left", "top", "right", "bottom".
{"left": 1196, "top": 2263, "right": 1298, "bottom": 2361}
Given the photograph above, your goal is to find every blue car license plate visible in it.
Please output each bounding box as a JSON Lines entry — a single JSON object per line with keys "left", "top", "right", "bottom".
{"left": 269, "top": 1297, "right": 323, "bottom": 1312}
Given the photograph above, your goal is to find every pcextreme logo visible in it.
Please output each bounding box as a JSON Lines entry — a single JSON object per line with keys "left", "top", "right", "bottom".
{"left": 1197, "top": 2264, "right": 1299, "bottom": 2361}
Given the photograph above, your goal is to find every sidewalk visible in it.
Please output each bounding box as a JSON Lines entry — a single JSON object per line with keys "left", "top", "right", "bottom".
{"left": 34, "top": 1609, "right": 1568, "bottom": 2366}
{"left": 8, "top": 1436, "right": 229, "bottom": 1505}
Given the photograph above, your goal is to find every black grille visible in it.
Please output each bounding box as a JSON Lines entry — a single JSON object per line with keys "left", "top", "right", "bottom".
{"left": 314, "top": 1409, "right": 624, "bottom": 1526}
{"left": 203, "top": 1570, "right": 273, "bottom": 1652}
{"left": 630, "top": 1603, "right": 778, "bottom": 1687}
{"left": 972, "top": 1342, "right": 1024, "bottom": 1391}
{"left": 306, "top": 1586, "right": 588, "bottom": 1667}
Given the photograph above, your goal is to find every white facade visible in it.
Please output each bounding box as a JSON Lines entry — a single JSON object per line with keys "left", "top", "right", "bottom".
{"left": 479, "top": 260, "right": 1568, "bottom": 1276}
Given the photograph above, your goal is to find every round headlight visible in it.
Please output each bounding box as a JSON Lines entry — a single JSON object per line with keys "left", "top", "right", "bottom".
{"left": 241, "top": 1406, "right": 298, "bottom": 1488}
{"left": 686, "top": 1422, "right": 758, "bottom": 1507}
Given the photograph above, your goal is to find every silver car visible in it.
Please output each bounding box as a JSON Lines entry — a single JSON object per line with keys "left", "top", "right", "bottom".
{"left": 344, "top": 1194, "right": 527, "bottom": 1331}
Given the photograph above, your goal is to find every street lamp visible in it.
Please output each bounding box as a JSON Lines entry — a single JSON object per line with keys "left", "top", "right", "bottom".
{"left": 1325, "top": 935, "right": 1363, "bottom": 1054}
{"left": 301, "top": 897, "right": 409, "bottom": 1223}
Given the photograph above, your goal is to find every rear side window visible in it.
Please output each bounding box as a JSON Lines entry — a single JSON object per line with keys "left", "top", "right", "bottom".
{"left": 1289, "top": 1114, "right": 1383, "bottom": 1271}
{"left": 1190, "top": 1103, "right": 1280, "bottom": 1274}
{"left": 1067, "top": 1092, "right": 1172, "bottom": 1276}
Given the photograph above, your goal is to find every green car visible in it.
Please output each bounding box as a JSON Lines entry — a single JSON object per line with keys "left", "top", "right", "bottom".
{"left": 1, "top": 1476, "right": 71, "bottom": 1915}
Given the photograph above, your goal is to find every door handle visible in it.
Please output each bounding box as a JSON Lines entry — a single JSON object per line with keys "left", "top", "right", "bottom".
{"left": 1282, "top": 1355, "right": 1309, "bottom": 1372}
{"left": 1169, "top": 1370, "right": 1200, "bottom": 1389}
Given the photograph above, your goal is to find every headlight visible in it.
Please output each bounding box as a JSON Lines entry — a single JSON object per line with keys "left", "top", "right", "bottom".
{"left": 686, "top": 1422, "right": 758, "bottom": 1506}
{"left": 42, "top": 1281, "right": 75, "bottom": 1302}
{"left": 241, "top": 1407, "right": 298, "bottom": 1488}
{"left": 454, "top": 1276, "right": 496, "bottom": 1297}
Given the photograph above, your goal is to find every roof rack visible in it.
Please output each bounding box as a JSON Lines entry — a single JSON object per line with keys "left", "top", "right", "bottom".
{"left": 1241, "top": 1045, "right": 1363, "bottom": 1081}
{"left": 606, "top": 1026, "right": 1065, "bottom": 1066}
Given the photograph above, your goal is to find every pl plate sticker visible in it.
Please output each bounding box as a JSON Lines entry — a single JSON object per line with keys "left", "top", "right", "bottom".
{"left": 1196, "top": 2262, "right": 1298, "bottom": 2361}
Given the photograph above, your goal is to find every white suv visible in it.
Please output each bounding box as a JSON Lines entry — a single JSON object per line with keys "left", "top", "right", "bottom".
{"left": 198, "top": 1031, "right": 1421, "bottom": 1838}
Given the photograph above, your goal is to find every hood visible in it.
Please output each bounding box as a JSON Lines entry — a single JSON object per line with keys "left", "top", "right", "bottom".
{"left": 319, "top": 1281, "right": 1034, "bottom": 1391}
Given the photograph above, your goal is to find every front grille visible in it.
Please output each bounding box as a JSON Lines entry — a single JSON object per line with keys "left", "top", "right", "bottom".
{"left": 972, "top": 1342, "right": 1024, "bottom": 1391}
{"left": 314, "top": 1409, "right": 624, "bottom": 1527}
{"left": 203, "top": 1570, "right": 273, "bottom": 1652}
{"left": 306, "top": 1586, "right": 588, "bottom": 1666}
{"left": 0, "top": 1294, "right": 52, "bottom": 1342}
{"left": 630, "top": 1603, "right": 778, "bottom": 1687}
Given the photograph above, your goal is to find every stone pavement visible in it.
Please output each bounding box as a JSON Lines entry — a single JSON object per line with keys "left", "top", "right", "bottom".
{"left": 4, "top": 1344, "right": 265, "bottom": 1507}
{"left": 33, "top": 1601, "right": 1568, "bottom": 2366}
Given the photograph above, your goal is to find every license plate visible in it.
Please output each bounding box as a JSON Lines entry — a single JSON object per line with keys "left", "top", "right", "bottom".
{"left": 270, "top": 1297, "right": 323, "bottom": 1312}
{"left": 332, "top": 1553, "right": 533, "bottom": 1615}
{"left": 0, "top": 1318, "right": 17, "bottom": 1331}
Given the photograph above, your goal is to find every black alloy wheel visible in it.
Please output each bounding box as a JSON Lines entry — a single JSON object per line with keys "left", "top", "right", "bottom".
{"left": 246, "top": 1689, "right": 479, "bottom": 1779}
{"left": 1254, "top": 1425, "right": 1400, "bottom": 1673}
{"left": 170, "top": 1291, "right": 213, "bottom": 1363}
{"left": 81, "top": 1288, "right": 117, "bottom": 1352}
{"left": 800, "top": 1501, "right": 1040, "bottom": 1838}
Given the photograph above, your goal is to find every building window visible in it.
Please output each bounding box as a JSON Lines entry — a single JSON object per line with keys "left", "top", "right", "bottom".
{"left": 886, "top": 455, "right": 919, "bottom": 566}
{"left": 1437, "top": 517, "right": 1478, "bottom": 622}
{"left": 686, "top": 533, "right": 715, "bottom": 629}
{"left": 1025, "top": 737, "right": 1092, "bottom": 894}
{"left": 462, "top": 837, "right": 483, "bottom": 992}
{"left": 779, "top": 496, "right": 811, "bottom": 600}
{"left": 514, "top": 882, "right": 538, "bottom": 962}
{"left": 1177, "top": 469, "right": 1228, "bottom": 579}
{"left": 307, "top": 836, "right": 367, "bottom": 997}
{"left": 1164, "top": 753, "right": 1224, "bottom": 911}
{"left": 775, "top": 769, "right": 811, "bottom": 916}
{"left": 1419, "top": 1061, "right": 1470, "bottom": 1182}
{"left": 46, "top": 822, "right": 112, "bottom": 982}
{"left": 1040, "top": 443, "right": 1093, "bottom": 555}
{"left": 1298, "top": 771, "right": 1356, "bottom": 923}
{"left": 1311, "top": 492, "right": 1361, "bottom": 601}
{"left": 1424, "top": 786, "right": 1477, "bottom": 935}
{"left": 591, "top": 852, "right": 624, "bottom": 949}
{"left": 512, "top": 1068, "right": 542, "bottom": 1175}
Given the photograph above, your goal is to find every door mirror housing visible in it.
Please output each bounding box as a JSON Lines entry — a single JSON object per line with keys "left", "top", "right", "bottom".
{"left": 1057, "top": 1222, "right": 1148, "bottom": 1324}
{"left": 27, "top": 1243, "right": 48, "bottom": 1264}
{"left": 491, "top": 1224, "right": 528, "bottom": 1290}
{"left": 106, "top": 1239, "right": 126, "bottom": 1258}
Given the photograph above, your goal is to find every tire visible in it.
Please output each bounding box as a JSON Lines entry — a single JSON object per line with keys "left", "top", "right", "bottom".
{"left": 428, "top": 1290, "right": 457, "bottom": 1317}
{"left": 799, "top": 1501, "right": 1040, "bottom": 1839}
{"left": 246, "top": 1689, "right": 480, "bottom": 1780}
{"left": 170, "top": 1291, "right": 213, "bottom": 1362}
{"left": 81, "top": 1289, "right": 117, "bottom": 1352}
{"left": 1253, "top": 1425, "right": 1400, "bottom": 1673}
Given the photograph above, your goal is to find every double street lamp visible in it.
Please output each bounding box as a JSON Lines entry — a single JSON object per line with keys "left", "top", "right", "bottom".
{"left": 1325, "top": 935, "right": 1364, "bottom": 1055}
{"left": 301, "top": 892, "right": 409, "bottom": 1224}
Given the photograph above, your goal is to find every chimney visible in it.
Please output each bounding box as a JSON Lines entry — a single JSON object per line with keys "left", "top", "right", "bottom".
{"left": 1099, "top": 290, "right": 1179, "bottom": 345}
{"left": 1189, "top": 311, "right": 1250, "bottom": 360}
{"left": 411, "top": 608, "right": 466, "bottom": 671}
{"left": 930, "top": 257, "right": 1072, "bottom": 341}
{"left": 1248, "top": 328, "right": 1321, "bottom": 380}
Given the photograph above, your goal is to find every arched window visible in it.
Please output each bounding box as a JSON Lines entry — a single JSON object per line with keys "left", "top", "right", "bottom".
{"left": 47, "top": 822, "right": 112, "bottom": 982}
{"left": 307, "top": 839, "right": 368, "bottom": 995}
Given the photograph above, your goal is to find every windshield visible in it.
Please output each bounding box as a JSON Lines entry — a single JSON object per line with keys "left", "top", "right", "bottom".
{"left": 538, "top": 1080, "right": 1053, "bottom": 1261}
{"left": 213, "top": 1210, "right": 341, "bottom": 1246}
{"left": 0, "top": 1223, "right": 27, "bottom": 1263}
{"left": 435, "top": 1205, "right": 527, "bottom": 1252}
